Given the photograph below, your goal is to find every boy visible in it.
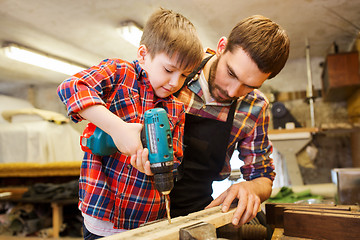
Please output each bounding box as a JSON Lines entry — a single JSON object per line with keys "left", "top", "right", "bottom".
{"left": 57, "top": 8, "right": 203, "bottom": 238}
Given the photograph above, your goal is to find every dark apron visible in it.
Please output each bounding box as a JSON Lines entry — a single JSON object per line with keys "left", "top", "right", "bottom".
{"left": 170, "top": 56, "right": 237, "bottom": 217}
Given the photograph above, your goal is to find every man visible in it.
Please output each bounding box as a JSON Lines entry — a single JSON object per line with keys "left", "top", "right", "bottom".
{"left": 169, "top": 15, "right": 290, "bottom": 226}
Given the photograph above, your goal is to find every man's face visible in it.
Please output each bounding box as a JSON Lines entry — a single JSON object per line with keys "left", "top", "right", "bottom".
{"left": 208, "top": 47, "right": 270, "bottom": 103}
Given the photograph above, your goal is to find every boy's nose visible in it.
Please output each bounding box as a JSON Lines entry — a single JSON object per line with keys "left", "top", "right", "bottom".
{"left": 169, "top": 74, "right": 180, "bottom": 87}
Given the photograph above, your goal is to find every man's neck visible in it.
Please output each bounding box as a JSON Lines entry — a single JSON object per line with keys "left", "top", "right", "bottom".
{"left": 202, "top": 54, "right": 217, "bottom": 82}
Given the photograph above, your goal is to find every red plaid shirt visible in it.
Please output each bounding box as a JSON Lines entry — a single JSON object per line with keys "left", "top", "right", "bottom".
{"left": 57, "top": 59, "right": 185, "bottom": 229}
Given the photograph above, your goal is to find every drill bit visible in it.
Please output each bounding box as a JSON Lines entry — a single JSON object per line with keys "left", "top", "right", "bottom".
{"left": 165, "top": 194, "right": 171, "bottom": 224}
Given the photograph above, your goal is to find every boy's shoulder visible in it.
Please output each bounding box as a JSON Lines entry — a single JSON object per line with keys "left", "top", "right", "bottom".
{"left": 103, "top": 58, "right": 135, "bottom": 70}
{"left": 102, "top": 58, "right": 140, "bottom": 86}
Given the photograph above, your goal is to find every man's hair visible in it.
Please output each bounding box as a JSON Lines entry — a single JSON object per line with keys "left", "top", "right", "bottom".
{"left": 141, "top": 8, "right": 203, "bottom": 70}
{"left": 225, "top": 15, "right": 290, "bottom": 79}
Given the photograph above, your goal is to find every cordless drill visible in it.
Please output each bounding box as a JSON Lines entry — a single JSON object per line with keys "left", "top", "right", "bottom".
{"left": 80, "top": 108, "right": 174, "bottom": 195}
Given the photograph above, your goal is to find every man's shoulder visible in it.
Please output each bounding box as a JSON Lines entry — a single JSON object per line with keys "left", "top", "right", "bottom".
{"left": 243, "top": 89, "right": 269, "bottom": 106}
{"left": 237, "top": 90, "right": 270, "bottom": 117}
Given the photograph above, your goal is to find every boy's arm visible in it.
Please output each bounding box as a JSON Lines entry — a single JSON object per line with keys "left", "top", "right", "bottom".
{"left": 79, "top": 104, "right": 143, "bottom": 156}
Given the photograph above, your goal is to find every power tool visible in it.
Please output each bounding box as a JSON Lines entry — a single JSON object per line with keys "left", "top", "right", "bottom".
{"left": 80, "top": 108, "right": 174, "bottom": 195}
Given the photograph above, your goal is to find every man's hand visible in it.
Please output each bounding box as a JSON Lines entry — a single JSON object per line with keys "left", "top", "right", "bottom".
{"left": 205, "top": 177, "right": 272, "bottom": 226}
{"left": 130, "top": 148, "right": 153, "bottom": 175}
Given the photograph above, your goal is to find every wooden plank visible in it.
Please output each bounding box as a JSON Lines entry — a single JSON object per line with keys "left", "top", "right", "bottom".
{"left": 0, "top": 187, "right": 28, "bottom": 200}
{"left": 271, "top": 228, "right": 314, "bottom": 240}
{"left": 268, "top": 128, "right": 318, "bottom": 134}
{"left": 0, "top": 162, "right": 81, "bottom": 177}
{"left": 283, "top": 209, "right": 360, "bottom": 240}
{"left": 265, "top": 203, "right": 359, "bottom": 228}
{"left": 101, "top": 206, "right": 236, "bottom": 240}
{"left": 51, "top": 202, "right": 63, "bottom": 238}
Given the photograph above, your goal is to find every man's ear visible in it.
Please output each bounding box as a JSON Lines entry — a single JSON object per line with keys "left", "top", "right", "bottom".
{"left": 137, "top": 45, "right": 148, "bottom": 64}
{"left": 216, "top": 37, "right": 227, "bottom": 56}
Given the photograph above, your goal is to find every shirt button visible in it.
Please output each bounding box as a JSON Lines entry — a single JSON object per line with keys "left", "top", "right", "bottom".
{"left": 127, "top": 164, "right": 132, "bottom": 169}
{"left": 129, "top": 93, "right": 133, "bottom": 98}
{"left": 202, "top": 105, "right": 206, "bottom": 109}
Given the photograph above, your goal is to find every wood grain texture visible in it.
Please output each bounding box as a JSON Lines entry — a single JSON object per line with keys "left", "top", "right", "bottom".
{"left": 283, "top": 209, "right": 360, "bottom": 240}
{"left": 101, "top": 206, "right": 236, "bottom": 240}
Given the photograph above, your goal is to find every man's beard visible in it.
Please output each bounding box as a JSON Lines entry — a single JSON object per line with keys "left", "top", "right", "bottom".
{"left": 208, "top": 57, "right": 237, "bottom": 103}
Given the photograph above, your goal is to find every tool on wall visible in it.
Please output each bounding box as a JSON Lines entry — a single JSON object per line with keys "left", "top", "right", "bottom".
{"left": 305, "top": 38, "right": 316, "bottom": 128}
{"left": 80, "top": 108, "right": 174, "bottom": 223}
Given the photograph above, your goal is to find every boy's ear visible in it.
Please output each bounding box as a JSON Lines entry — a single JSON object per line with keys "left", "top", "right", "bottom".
{"left": 216, "top": 37, "right": 227, "bottom": 56}
{"left": 137, "top": 45, "right": 148, "bottom": 64}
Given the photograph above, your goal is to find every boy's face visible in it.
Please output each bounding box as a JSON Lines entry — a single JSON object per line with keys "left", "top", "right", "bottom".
{"left": 140, "top": 51, "right": 192, "bottom": 98}
{"left": 209, "top": 47, "right": 270, "bottom": 103}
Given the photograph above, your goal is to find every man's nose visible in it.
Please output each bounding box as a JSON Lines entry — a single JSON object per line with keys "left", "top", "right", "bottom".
{"left": 227, "top": 83, "right": 242, "bottom": 98}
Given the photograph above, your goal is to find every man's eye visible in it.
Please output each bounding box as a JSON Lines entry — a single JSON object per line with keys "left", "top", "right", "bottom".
{"left": 228, "top": 70, "right": 235, "bottom": 77}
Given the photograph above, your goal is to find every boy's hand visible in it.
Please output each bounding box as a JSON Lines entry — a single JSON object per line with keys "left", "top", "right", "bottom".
{"left": 111, "top": 122, "right": 143, "bottom": 156}
{"left": 130, "top": 148, "right": 153, "bottom": 175}
{"left": 78, "top": 105, "right": 144, "bottom": 156}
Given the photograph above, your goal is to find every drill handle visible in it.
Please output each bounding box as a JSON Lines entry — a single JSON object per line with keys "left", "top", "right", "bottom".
{"left": 140, "top": 127, "right": 147, "bottom": 149}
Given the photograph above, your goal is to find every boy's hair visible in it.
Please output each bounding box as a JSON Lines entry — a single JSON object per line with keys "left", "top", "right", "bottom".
{"left": 140, "top": 8, "right": 203, "bottom": 70}
{"left": 225, "top": 15, "right": 290, "bottom": 79}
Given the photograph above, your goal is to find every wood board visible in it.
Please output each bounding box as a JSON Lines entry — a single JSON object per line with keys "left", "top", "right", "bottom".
{"left": 100, "top": 206, "right": 236, "bottom": 240}
{"left": 283, "top": 209, "right": 360, "bottom": 239}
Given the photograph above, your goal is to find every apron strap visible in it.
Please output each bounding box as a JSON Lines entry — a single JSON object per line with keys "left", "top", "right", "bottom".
{"left": 174, "top": 54, "right": 214, "bottom": 97}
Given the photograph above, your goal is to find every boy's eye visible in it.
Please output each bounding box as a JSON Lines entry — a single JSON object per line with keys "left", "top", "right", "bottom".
{"left": 165, "top": 68, "right": 172, "bottom": 73}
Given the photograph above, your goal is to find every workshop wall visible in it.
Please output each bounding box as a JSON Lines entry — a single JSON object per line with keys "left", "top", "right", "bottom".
{"left": 260, "top": 51, "right": 358, "bottom": 185}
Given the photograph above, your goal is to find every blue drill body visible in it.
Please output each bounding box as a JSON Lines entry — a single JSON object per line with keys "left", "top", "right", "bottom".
{"left": 80, "top": 108, "right": 174, "bottom": 194}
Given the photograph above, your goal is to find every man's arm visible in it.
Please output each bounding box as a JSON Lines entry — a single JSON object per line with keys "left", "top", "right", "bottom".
{"left": 206, "top": 92, "right": 274, "bottom": 226}
{"left": 205, "top": 177, "right": 272, "bottom": 225}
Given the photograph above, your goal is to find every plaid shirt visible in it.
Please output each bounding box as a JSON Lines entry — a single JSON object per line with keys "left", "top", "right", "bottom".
{"left": 57, "top": 59, "right": 185, "bottom": 229}
{"left": 177, "top": 66, "right": 275, "bottom": 182}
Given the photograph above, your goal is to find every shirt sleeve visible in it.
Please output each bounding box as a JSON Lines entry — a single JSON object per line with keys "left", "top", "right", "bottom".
{"left": 57, "top": 59, "right": 124, "bottom": 123}
{"left": 238, "top": 104, "right": 276, "bottom": 181}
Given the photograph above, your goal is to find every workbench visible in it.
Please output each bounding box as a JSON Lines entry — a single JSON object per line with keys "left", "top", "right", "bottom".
{"left": 0, "top": 161, "right": 81, "bottom": 238}
{"left": 0, "top": 187, "right": 78, "bottom": 238}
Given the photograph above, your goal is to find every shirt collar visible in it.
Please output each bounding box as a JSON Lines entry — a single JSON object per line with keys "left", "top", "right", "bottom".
{"left": 133, "top": 59, "right": 148, "bottom": 78}
{"left": 187, "top": 69, "right": 234, "bottom": 107}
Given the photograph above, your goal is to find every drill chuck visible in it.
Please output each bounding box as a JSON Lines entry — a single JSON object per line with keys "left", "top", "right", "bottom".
{"left": 150, "top": 161, "right": 174, "bottom": 194}
{"left": 153, "top": 172, "right": 174, "bottom": 195}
